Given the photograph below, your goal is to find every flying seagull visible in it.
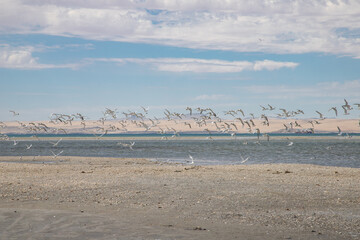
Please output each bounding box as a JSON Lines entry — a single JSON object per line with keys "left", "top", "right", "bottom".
{"left": 240, "top": 154, "right": 249, "bottom": 164}
{"left": 9, "top": 110, "right": 19, "bottom": 116}
{"left": 328, "top": 107, "right": 338, "bottom": 117}
{"left": 187, "top": 155, "right": 194, "bottom": 164}
{"left": 50, "top": 150, "right": 64, "bottom": 158}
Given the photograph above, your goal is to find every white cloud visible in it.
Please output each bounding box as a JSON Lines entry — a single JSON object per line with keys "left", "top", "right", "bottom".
{"left": 91, "top": 58, "right": 298, "bottom": 72}
{"left": 243, "top": 80, "right": 360, "bottom": 99}
{"left": 1, "top": 0, "right": 360, "bottom": 57}
{"left": 0, "top": 45, "right": 82, "bottom": 69}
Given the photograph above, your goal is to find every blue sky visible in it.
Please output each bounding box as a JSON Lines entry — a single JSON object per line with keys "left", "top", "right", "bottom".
{"left": 1, "top": 0, "right": 360, "bottom": 121}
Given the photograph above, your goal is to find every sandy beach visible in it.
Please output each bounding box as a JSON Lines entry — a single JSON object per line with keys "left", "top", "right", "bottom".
{"left": 0, "top": 156, "right": 359, "bottom": 239}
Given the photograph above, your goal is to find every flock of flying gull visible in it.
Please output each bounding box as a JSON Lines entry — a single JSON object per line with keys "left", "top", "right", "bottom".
{"left": 0, "top": 99, "right": 359, "bottom": 163}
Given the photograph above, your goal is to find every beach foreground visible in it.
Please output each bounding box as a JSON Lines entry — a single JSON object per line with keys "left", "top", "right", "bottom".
{"left": 0, "top": 157, "right": 359, "bottom": 239}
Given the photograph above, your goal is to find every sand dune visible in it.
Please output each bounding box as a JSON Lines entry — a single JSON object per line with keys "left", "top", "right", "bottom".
{"left": 1, "top": 118, "right": 359, "bottom": 135}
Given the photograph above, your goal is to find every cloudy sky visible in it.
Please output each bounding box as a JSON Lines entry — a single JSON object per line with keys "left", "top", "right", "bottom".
{"left": 1, "top": 0, "right": 360, "bottom": 121}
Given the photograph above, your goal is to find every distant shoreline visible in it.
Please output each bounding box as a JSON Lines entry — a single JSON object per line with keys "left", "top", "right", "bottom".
{"left": 3, "top": 132, "right": 360, "bottom": 140}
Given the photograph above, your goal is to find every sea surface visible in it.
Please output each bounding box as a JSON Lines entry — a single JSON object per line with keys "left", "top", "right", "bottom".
{"left": 1, "top": 134, "right": 360, "bottom": 168}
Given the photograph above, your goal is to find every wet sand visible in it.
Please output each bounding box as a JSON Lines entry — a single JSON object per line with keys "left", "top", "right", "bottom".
{"left": 0, "top": 156, "right": 359, "bottom": 239}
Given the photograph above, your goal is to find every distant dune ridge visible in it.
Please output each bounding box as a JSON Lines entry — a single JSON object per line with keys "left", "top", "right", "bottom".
{"left": 1, "top": 105, "right": 359, "bottom": 137}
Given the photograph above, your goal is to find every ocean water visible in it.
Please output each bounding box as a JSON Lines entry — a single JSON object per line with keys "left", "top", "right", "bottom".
{"left": 1, "top": 136, "right": 360, "bottom": 168}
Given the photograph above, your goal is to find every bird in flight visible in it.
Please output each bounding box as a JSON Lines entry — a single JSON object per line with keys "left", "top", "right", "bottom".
{"left": 240, "top": 154, "right": 249, "bottom": 164}
{"left": 328, "top": 107, "right": 337, "bottom": 117}
{"left": 50, "top": 150, "right": 64, "bottom": 158}
{"left": 315, "top": 111, "right": 325, "bottom": 119}
{"left": 50, "top": 138, "right": 62, "bottom": 147}
{"left": 337, "top": 126, "right": 342, "bottom": 136}
{"left": 9, "top": 110, "right": 19, "bottom": 116}
{"left": 187, "top": 154, "right": 194, "bottom": 164}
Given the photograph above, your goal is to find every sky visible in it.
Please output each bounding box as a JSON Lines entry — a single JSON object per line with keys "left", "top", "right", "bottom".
{"left": 1, "top": 0, "right": 360, "bottom": 121}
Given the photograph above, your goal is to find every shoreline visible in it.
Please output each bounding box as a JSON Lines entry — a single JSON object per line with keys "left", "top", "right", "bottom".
{"left": 3, "top": 134, "right": 360, "bottom": 141}
{"left": 1, "top": 156, "right": 359, "bottom": 239}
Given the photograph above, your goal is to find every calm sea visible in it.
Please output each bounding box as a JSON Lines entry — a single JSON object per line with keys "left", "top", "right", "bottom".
{"left": 1, "top": 133, "right": 360, "bottom": 168}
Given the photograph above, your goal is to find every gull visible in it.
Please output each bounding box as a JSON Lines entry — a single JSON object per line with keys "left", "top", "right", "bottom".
{"left": 249, "top": 119, "right": 256, "bottom": 127}
{"left": 342, "top": 105, "right": 350, "bottom": 115}
{"left": 240, "top": 154, "right": 249, "bottom": 164}
{"left": 187, "top": 155, "right": 194, "bottom": 164}
{"left": 343, "top": 99, "right": 352, "bottom": 110}
{"left": 255, "top": 128, "right": 260, "bottom": 139}
{"left": 235, "top": 118, "right": 244, "bottom": 128}
{"left": 294, "top": 121, "right": 301, "bottom": 128}
{"left": 50, "top": 138, "right": 62, "bottom": 147}
{"left": 13, "top": 140, "right": 18, "bottom": 146}
{"left": 141, "top": 106, "right": 149, "bottom": 114}
{"left": 237, "top": 109, "right": 245, "bottom": 117}
{"left": 186, "top": 107, "right": 193, "bottom": 116}
{"left": 51, "top": 150, "right": 64, "bottom": 158}
{"left": 337, "top": 126, "right": 342, "bottom": 136}
{"left": 204, "top": 128, "right": 212, "bottom": 134}
{"left": 260, "top": 105, "right": 268, "bottom": 111}
{"left": 315, "top": 111, "right": 325, "bottom": 119}
{"left": 148, "top": 118, "right": 156, "bottom": 126}
{"left": 268, "top": 104, "right": 275, "bottom": 111}
{"left": 57, "top": 128, "right": 67, "bottom": 134}
{"left": 184, "top": 122, "right": 192, "bottom": 129}
{"left": 9, "top": 110, "right": 19, "bottom": 116}
{"left": 296, "top": 109, "right": 304, "bottom": 114}
{"left": 25, "top": 144, "right": 32, "bottom": 150}
{"left": 118, "top": 142, "right": 135, "bottom": 150}
{"left": 287, "top": 141, "right": 294, "bottom": 146}
{"left": 98, "top": 130, "right": 108, "bottom": 138}
{"left": 158, "top": 127, "right": 166, "bottom": 134}
{"left": 328, "top": 107, "right": 338, "bottom": 117}
{"left": 205, "top": 107, "right": 217, "bottom": 117}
